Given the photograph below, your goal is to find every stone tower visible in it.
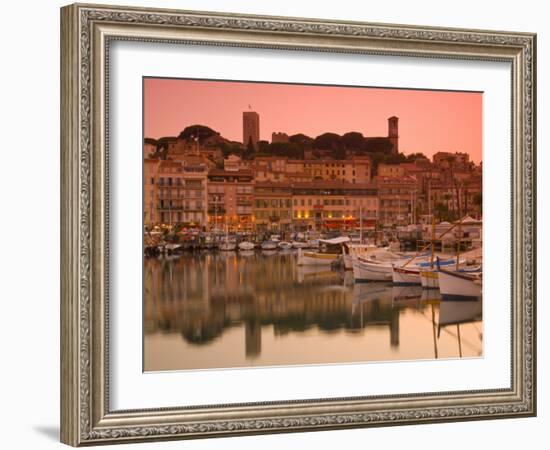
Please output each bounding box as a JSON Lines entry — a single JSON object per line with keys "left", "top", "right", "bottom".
{"left": 388, "top": 116, "right": 399, "bottom": 154}
{"left": 243, "top": 111, "right": 260, "bottom": 150}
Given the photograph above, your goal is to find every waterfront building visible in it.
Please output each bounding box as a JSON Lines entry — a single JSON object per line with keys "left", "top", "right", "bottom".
{"left": 207, "top": 169, "right": 254, "bottom": 231}
{"left": 155, "top": 160, "right": 208, "bottom": 228}
{"left": 376, "top": 175, "right": 418, "bottom": 227}
{"left": 291, "top": 181, "right": 378, "bottom": 231}
{"left": 253, "top": 182, "right": 293, "bottom": 232}
{"left": 243, "top": 110, "right": 260, "bottom": 150}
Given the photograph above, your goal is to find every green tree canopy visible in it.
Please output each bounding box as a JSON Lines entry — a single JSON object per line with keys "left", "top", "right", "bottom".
{"left": 289, "top": 133, "right": 314, "bottom": 147}
{"left": 341, "top": 132, "right": 365, "bottom": 150}
{"left": 178, "top": 125, "right": 218, "bottom": 142}
{"left": 314, "top": 132, "right": 342, "bottom": 150}
{"left": 363, "top": 137, "right": 394, "bottom": 154}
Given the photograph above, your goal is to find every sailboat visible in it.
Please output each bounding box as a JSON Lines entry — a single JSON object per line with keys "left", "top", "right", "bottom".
{"left": 219, "top": 223, "right": 236, "bottom": 251}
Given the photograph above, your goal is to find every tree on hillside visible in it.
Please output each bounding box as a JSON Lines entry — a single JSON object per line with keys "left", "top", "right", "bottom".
{"left": 242, "top": 137, "right": 256, "bottom": 160}
{"left": 289, "top": 133, "right": 314, "bottom": 148}
{"left": 406, "top": 152, "right": 429, "bottom": 162}
{"left": 364, "top": 137, "right": 394, "bottom": 154}
{"left": 178, "top": 125, "right": 218, "bottom": 142}
{"left": 314, "top": 132, "right": 342, "bottom": 150}
{"left": 341, "top": 132, "right": 365, "bottom": 151}
{"left": 258, "top": 140, "right": 270, "bottom": 153}
{"left": 268, "top": 142, "right": 303, "bottom": 159}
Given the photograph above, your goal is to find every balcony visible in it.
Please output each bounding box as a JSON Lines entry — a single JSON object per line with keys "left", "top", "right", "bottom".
{"left": 157, "top": 205, "right": 183, "bottom": 211}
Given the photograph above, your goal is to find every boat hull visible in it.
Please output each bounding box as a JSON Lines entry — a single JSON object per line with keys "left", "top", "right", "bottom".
{"left": 297, "top": 249, "right": 339, "bottom": 266}
{"left": 392, "top": 266, "right": 421, "bottom": 285}
{"left": 261, "top": 242, "right": 278, "bottom": 250}
{"left": 352, "top": 259, "right": 393, "bottom": 282}
{"left": 238, "top": 242, "right": 255, "bottom": 251}
{"left": 438, "top": 270, "right": 481, "bottom": 301}
{"left": 420, "top": 269, "right": 439, "bottom": 289}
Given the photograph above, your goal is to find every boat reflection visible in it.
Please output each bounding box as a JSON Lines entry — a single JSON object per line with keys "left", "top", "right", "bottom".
{"left": 144, "top": 252, "right": 483, "bottom": 370}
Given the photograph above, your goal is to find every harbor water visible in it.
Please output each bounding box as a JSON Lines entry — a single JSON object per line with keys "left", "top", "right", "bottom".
{"left": 144, "top": 250, "right": 482, "bottom": 371}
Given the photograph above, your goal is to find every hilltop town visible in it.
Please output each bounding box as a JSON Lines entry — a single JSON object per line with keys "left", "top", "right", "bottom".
{"left": 144, "top": 112, "right": 482, "bottom": 232}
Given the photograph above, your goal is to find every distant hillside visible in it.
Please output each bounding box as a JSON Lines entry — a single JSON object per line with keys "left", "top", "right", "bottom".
{"left": 146, "top": 125, "right": 427, "bottom": 170}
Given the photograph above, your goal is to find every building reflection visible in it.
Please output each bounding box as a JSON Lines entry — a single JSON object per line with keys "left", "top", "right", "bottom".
{"left": 144, "top": 253, "right": 444, "bottom": 358}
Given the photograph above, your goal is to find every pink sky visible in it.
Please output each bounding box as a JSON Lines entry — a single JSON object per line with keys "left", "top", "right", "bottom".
{"left": 144, "top": 78, "right": 482, "bottom": 163}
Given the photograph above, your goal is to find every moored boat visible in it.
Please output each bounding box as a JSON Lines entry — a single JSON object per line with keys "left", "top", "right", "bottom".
{"left": 352, "top": 257, "right": 394, "bottom": 282}
{"left": 261, "top": 240, "right": 278, "bottom": 250}
{"left": 297, "top": 249, "right": 339, "bottom": 266}
{"left": 420, "top": 269, "right": 439, "bottom": 289}
{"left": 438, "top": 268, "right": 482, "bottom": 301}
{"left": 291, "top": 240, "right": 308, "bottom": 249}
{"left": 278, "top": 241, "right": 293, "bottom": 250}
{"left": 392, "top": 266, "right": 421, "bottom": 285}
{"left": 219, "top": 240, "right": 236, "bottom": 251}
{"left": 297, "top": 236, "right": 349, "bottom": 266}
{"left": 238, "top": 241, "right": 255, "bottom": 251}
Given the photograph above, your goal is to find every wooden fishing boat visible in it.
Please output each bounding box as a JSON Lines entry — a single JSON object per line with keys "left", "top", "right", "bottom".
{"left": 438, "top": 268, "right": 482, "bottom": 301}
{"left": 296, "top": 236, "right": 349, "bottom": 266}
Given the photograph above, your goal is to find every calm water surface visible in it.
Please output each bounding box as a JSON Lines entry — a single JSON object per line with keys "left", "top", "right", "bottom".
{"left": 144, "top": 250, "right": 482, "bottom": 371}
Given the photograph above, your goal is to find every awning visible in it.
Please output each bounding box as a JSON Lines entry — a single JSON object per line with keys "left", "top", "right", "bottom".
{"left": 319, "top": 236, "right": 351, "bottom": 245}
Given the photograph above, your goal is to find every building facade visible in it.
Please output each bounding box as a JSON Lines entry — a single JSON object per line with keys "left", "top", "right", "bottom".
{"left": 253, "top": 182, "right": 293, "bottom": 232}
{"left": 207, "top": 169, "right": 254, "bottom": 231}
{"left": 155, "top": 160, "right": 208, "bottom": 228}
{"left": 291, "top": 182, "right": 378, "bottom": 231}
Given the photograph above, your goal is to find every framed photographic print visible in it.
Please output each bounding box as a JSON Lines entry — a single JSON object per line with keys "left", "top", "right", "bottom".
{"left": 60, "top": 3, "right": 536, "bottom": 446}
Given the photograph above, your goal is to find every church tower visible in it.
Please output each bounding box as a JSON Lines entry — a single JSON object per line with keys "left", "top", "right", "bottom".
{"left": 388, "top": 116, "right": 399, "bottom": 154}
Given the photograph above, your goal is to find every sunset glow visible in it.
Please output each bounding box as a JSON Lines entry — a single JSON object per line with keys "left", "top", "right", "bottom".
{"left": 144, "top": 78, "right": 482, "bottom": 163}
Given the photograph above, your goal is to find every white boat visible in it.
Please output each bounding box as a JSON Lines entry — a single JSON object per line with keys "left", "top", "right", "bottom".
{"left": 343, "top": 244, "right": 378, "bottom": 270}
{"left": 352, "top": 258, "right": 394, "bottom": 282}
{"left": 392, "top": 266, "right": 421, "bottom": 285}
{"left": 164, "top": 243, "right": 182, "bottom": 253}
{"left": 238, "top": 241, "right": 255, "bottom": 251}
{"left": 297, "top": 236, "right": 349, "bottom": 266}
{"left": 420, "top": 263, "right": 480, "bottom": 289}
{"left": 438, "top": 268, "right": 482, "bottom": 301}
{"left": 306, "top": 239, "right": 320, "bottom": 249}
{"left": 291, "top": 240, "right": 308, "bottom": 249}
{"left": 297, "top": 248, "right": 340, "bottom": 266}
{"left": 219, "top": 241, "right": 236, "bottom": 251}
{"left": 420, "top": 269, "right": 439, "bottom": 289}
{"left": 278, "top": 241, "right": 293, "bottom": 250}
{"left": 354, "top": 252, "right": 434, "bottom": 283}
{"left": 261, "top": 240, "right": 278, "bottom": 250}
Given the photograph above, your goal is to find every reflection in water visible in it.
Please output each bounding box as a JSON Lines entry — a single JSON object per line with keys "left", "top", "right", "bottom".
{"left": 144, "top": 251, "right": 482, "bottom": 371}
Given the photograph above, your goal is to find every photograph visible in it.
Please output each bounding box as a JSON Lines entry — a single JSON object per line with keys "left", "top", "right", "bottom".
{"left": 142, "top": 78, "right": 484, "bottom": 371}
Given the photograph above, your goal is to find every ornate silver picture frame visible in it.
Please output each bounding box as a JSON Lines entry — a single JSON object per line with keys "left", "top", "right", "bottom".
{"left": 60, "top": 3, "right": 536, "bottom": 446}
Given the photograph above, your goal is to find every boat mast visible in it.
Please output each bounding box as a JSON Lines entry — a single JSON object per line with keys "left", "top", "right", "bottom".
{"left": 430, "top": 214, "right": 435, "bottom": 269}
{"left": 359, "top": 205, "right": 363, "bottom": 244}
{"left": 456, "top": 183, "right": 462, "bottom": 271}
